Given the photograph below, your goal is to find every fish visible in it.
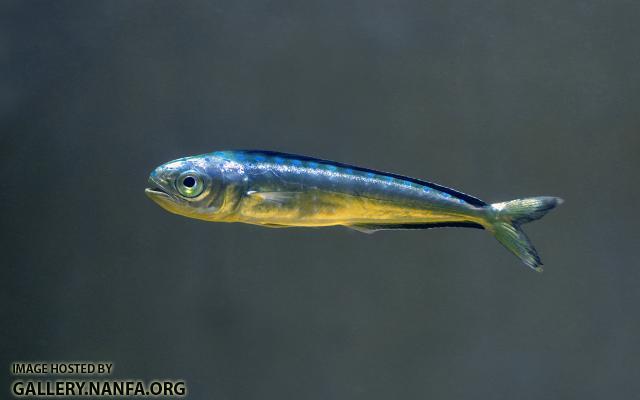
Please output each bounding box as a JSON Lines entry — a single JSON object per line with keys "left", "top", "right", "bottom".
{"left": 145, "top": 150, "right": 562, "bottom": 271}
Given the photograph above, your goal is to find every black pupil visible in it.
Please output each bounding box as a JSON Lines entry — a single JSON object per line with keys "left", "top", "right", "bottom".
{"left": 183, "top": 176, "right": 196, "bottom": 188}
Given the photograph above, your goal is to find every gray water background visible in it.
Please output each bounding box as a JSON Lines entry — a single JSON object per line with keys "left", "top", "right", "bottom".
{"left": 2, "top": 1, "right": 639, "bottom": 399}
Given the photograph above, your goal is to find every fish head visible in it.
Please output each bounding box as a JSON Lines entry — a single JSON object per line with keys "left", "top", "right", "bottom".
{"left": 145, "top": 154, "right": 240, "bottom": 221}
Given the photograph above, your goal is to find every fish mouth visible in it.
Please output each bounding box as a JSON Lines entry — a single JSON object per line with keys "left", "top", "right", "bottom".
{"left": 145, "top": 175, "right": 174, "bottom": 200}
{"left": 145, "top": 187, "right": 171, "bottom": 198}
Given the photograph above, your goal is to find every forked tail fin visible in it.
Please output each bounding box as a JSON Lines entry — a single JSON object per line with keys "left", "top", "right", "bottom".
{"left": 486, "top": 196, "right": 563, "bottom": 272}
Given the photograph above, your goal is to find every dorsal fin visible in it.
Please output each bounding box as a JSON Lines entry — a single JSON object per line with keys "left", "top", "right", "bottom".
{"left": 234, "top": 150, "right": 487, "bottom": 207}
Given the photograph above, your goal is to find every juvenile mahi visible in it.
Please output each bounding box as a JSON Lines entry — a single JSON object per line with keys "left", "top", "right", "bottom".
{"left": 145, "top": 150, "right": 562, "bottom": 271}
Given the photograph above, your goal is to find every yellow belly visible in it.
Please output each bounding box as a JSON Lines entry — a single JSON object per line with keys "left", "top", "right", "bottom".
{"left": 234, "top": 190, "right": 477, "bottom": 227}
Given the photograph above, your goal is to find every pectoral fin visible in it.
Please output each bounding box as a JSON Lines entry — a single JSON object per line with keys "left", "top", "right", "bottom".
{"left": 246, "top": 191, "right": 302, "bottom": 205}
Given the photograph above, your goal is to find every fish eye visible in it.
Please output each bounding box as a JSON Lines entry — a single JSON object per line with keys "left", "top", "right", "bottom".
{"left": 176, "top": 171, "right": 204, "bottom": 198}
{"left": 183, "top": 176, "right": 196, "bottom": 188}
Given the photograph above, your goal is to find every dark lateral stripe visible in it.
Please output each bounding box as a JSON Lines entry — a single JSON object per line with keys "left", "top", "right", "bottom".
{"left": 236, "top": 150, "right": 487, "bottom": 207}
{"left": 351, "top": 222, "right": 485, "bottom": 231}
